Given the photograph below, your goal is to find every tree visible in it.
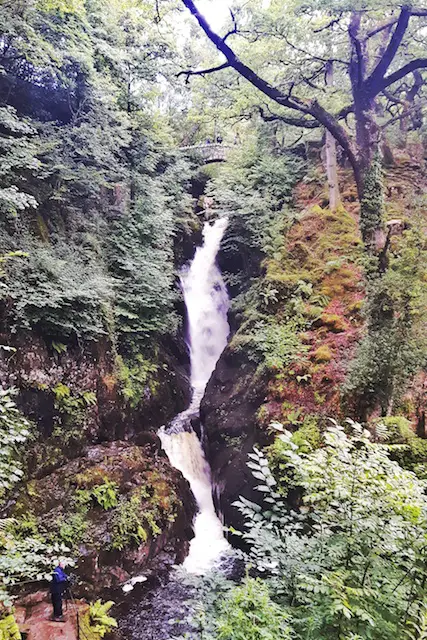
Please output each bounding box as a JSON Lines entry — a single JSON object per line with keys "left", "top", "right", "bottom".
{"left": 324, "top": 61, "right": 341, "bottom": 211}
{"left": 179, "top": 0, "right": 427, "bottom": 246}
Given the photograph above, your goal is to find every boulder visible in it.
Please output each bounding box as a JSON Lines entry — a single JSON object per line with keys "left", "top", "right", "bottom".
{"left": 10, "top": 441, "right": 195, "bottom": 597}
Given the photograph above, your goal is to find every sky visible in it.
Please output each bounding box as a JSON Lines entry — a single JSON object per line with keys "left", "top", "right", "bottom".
{"left": 196, "top": 0, "right": 232, "bottom": 31}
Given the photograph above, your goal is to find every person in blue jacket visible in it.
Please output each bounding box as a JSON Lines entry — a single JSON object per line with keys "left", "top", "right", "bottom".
{"left": 50, "top": 561, "right": 69, "bottom": 621}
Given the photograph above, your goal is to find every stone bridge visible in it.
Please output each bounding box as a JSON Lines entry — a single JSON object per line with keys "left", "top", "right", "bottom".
{"left": 178, "top": 143, "right": 233, "bottom": 163}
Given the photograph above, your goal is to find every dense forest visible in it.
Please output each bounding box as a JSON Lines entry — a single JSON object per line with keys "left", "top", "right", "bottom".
{"left": 0, "top": 1, "right": 426, "bottom": 639}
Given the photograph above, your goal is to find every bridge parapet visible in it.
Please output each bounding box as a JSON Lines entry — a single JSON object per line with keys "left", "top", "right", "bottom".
{"left": 178, "top": 143, "right": 233, "bottom": 163}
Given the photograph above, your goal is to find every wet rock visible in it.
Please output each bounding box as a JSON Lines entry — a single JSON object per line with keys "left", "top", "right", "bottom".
{"left": 9, "top": 442, "right": 196, "bottom": 597}
{"left": 117, "top": 573, "right": 196, "bottom": 640}
{"left": 15, "top": 592, "right": 87, "bottom": 640}
{"left": 0, "top": 331, "right": 191, "bottom": 478}
{"left": 200, "top": 348, "right": 269, "bottom": 537}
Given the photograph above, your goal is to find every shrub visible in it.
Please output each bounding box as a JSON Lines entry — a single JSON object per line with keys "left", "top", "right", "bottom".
{"left": 235, "top": 421, "right": 427, "bottom": 639}
{"left": 0, "top": 388, "right": 31, "bottom": 499}
{"left": 388, "top": 436, "right": 427, "bottom": 477}
{"left": 215, "top": 577, "right": 292, "bottom": 640}
{"left": 372, "top": 416, "right": 414, "bottom": 444}
{"left": 115, "top": 354, "right": 158, "bottom": 408}
{"left": 249, "top": 320, "right": 309, "bottom": 371}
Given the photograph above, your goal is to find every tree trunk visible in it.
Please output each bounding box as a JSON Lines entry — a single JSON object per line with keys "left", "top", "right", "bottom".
{"left": 324, "top": 62, "right": 341, "bottom": 211}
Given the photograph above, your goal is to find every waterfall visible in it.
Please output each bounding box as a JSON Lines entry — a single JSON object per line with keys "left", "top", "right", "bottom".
{"left": 159, "top": 217, "right": 230, "bottom": 574}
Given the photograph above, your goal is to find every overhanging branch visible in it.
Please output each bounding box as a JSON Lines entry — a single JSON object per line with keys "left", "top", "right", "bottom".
{"left": 379, "top": 59, "right": 427, "bottom": 92}
{"left": 258, "top": 106, "right": 320, "bottom": 129}
{"left": 177, "top": 62, "right": 230, "bottom": 83}
{"left": 181, "top": 0, "right": 360, "bottom": 189}
{"left": 365, "top": 7, "right": 411, "bottom": 91}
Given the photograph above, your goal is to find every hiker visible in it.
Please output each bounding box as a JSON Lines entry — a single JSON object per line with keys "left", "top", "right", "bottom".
{"left": 216, "top": 135, "right": 223, "bottom": 144}
{"left": 50, "top": 560, "right": 69, "bottom": 622}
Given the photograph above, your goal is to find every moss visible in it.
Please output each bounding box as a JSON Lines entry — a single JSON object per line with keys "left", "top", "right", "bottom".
{"left": 360, "top": 154, "right": 385, "bottom": 246}
{"left": 36, "top": 213, "right": 50, "bottom": 243}
{"left": 75, "top": 467, "right": 116, "bottom": 489}
{"left": 348, "top": 299, "right": 363, "bottom": 314}
{"left": 319, "top": 313, "right": 347, "bottom": 332}
{"left": 320, "top": 266, "right": 358, "bottom": 298}
{"left": 256, "top": 404, "right": 271, "bottom": 427}
{"left": 312, "top": 345, "right": 332, "bottom": 363}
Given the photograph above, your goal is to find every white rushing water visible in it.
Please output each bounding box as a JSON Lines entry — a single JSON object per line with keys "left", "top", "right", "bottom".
{"left": 159, "top": 217, "right": 230, "bottom": 574}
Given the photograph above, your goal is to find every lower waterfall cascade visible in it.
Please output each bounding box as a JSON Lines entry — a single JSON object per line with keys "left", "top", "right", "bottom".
{"left": 159, "top": 217, "right": 231, "bottom": 574}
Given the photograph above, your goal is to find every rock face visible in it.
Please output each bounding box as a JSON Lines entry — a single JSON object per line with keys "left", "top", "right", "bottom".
{"left": 200, "top": 348, "right": 269, "bottom": 535}
{"left": 10, "top": 441, "right": 195, "bottom": 597}
{"left": 0, "top": 332, "right": 190, "bottom": 449}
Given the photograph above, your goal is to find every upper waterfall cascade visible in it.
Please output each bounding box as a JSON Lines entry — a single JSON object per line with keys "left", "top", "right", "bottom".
{"left": 159, "top": 218, "right": 230, "bottom": 574}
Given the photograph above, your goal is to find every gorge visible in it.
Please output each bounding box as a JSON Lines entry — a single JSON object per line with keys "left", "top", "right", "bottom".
{"left": 159, "top": 217, "right": 231, "bottom": 574}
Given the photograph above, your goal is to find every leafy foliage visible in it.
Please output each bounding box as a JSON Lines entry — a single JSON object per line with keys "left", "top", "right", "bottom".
{"left": 0, "top": 107, "right": 39, "bottom": 217}
{"left": 86, "top": 482, "right": 119, "bottom": 511}
{"left": 0, "top": 389, "right": 31, "bottom": 499}
{"left": 344, "top": 226, "right": 427, "bottom": 416}
{"left": 0, "top": 611, "right": 21, "bottom": 640}
{"left": 210, "top": 135, "right": 304, "bottom": 292}
{"left": 79, "top": 599, "right": 118, "bottom": 639}
{"left": 88, "top": 600, "right": 118, "bottom": 638}
{"left": 215, "top": 577, "right": 292, "bottom": 640}
{"left": 0, "top": 389, "right": 71, "bottom": 606}
{"left": 229, "top": 421, "right": 427, "bottom": 640}
{"left": 248, "top": 319, "right": 309, "bottom": 371}
{"left": 0, "top": 0, "right": 194, "bottom": 348}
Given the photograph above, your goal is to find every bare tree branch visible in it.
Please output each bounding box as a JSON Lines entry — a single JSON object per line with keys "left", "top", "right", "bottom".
{"left": 222, "top": 9, "right": 238, "bottom": 42}
{"left": 177, "top": 62, "right": 231, "bottom": 83}
{"left": 365, "top": 8, "right": 427, "bottom": 39}
{"left": 378, "top": 59, "right": 427, "bottom": 92}
{"left": 258, "top": 106, "right": 320, "bottom": 129}
{"left": 313, "top": 16, "right": 342, "bottom": 33}
{"left": 281, "top": 33, "right": 349, "bottom": 66}
{"left": 365, "top": 18, "right": 398, "bottom": 40}
{"left": 365, "top": 7, "right": 411, "bottom": 93}
{"left": 381, "top": 97, "right": 427, "bottom": 129}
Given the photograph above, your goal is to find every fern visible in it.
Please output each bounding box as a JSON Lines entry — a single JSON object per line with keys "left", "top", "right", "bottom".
{"left": 406, "top": 604, "right": 427, "bottom": 640}
{"left": 88, "top": 600, "right": 118, "bottom": 638}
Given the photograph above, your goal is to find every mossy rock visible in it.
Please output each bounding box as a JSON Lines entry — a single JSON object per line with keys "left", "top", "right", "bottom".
{"left": 319, "top": 313, "right": 347, "bottom": 333}
{"left": 9, "top": 442, "right": 193, "bottom": 595}
{"left": 312, "top": 345, "right": 332, "bottom": 363}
